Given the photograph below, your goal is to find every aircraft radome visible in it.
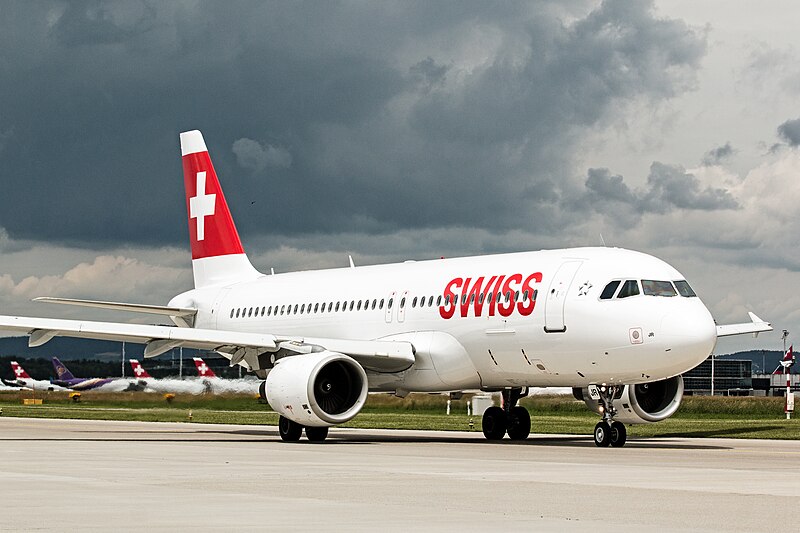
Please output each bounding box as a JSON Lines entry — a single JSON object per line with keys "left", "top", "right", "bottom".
{"left": 0, "top": 130, "right": 772, "bottom": 446}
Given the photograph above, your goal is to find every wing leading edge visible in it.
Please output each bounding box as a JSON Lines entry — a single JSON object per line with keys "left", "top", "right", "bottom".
{"left": 0, "top": 315, "right": 415, "bottom": 373}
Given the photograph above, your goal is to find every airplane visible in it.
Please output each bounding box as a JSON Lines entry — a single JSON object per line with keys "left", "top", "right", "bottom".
{"left": 129, "top": 359, "right": 152, "bottom": 379}
{"left": 1, "top": 361, "right": 60, "bottom": 391}
{"left": 51, "top": 357, "right": 115, "bottom": 391}
{"left": 193, "top": 357, "right": 217, "bottom": 378}
{"left": 0, "top": 130, "right": 772, "bottom": 446}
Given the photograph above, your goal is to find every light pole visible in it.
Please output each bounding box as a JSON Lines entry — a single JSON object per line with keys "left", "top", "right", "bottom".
{"left": 782, "top": 330, "right": 791, "bottom": 419}
{"left": 710, "top": 353, "right": 715, "bottom": 396}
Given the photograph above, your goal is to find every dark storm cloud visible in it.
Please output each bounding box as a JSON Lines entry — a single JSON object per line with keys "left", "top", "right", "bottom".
{"left": 777, "top": 118, "right": 800, "bottom": 147}
{"left": 50, "top": 1, "right": 158, "bottom": 47}
{"left": 0, "top": 0, "right": 706, "bottom": 249}
{"left": 581, "top": 162, "right": 739, "bottom": 222}
{"left": 701, "top": 142, "right": 734, "bottom": 166}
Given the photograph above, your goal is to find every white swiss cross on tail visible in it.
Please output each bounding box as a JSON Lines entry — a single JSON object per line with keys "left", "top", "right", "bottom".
{"left": 180, "top": 130, "right": 259, "bottom": 288}
{"left": 189, "top": 171, "right": 216, "bottom": 241}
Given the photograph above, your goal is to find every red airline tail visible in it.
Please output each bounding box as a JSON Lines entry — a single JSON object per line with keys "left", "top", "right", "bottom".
{"left": 129, "top": 359, "right": 152, "bottom": 379}
{"left": 180, "top": 130, "right": 260, "bottom": 288}
{"left": 773, "top": 345, "right": 794, "bottom": 374}
{"left": 193, "top": 357, "right": 217, "bottom": 378}
{"left": 10, "top": 361, "right": 31, "bottom": 379}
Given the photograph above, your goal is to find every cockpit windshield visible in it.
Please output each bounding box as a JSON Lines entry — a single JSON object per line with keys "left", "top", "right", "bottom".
{"left": 600, "top": 279, "right": 697, "bottom": 300}
{"left": 673, "top": 280, "right": 697, "bottom": 297}
{"left": 641, "top": 280, "right": 677, "bottom": 297}
{"left": 617, "top": 280, "right": 640, "bottom": 298}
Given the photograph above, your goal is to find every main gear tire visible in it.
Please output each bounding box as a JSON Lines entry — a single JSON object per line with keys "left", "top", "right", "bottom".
{"left": 482, "top": 406, "right": 508, "bottom": 440}
{"left": 506, "top": 406, "right": 531, "bottom": 441}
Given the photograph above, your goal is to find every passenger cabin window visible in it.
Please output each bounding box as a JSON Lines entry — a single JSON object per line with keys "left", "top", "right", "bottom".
{"left": 599, "top": 281, "right": 621, "bottom": 300}
{"left": 673, "top": 280, "right": 697, "bottom": 297}
{"left": 617, "top": 280, "right": 640, "bottom": 299}
{"left": 642, "top": 280, "right": 677, "bottom": 297}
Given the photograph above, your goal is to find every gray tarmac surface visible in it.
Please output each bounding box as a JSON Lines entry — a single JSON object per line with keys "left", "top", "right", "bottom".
{"left": 1, "top": 417, "right": 799, "bottom": 532}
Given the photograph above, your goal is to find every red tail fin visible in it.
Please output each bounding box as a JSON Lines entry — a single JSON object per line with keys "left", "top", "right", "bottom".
{"left": 193, "top": 357, "right": 217, "bottom": 378}
{"left": 180, "top": 130, "right": 259, "bottom": 288}
{"left": 11, "top": 361, "right": 31, "bottom": 379}
{"left": 129, "top": 359, "right": 152, "bottom": 379}
{"left": 181, "top": 131, "right": 245, "bottom": 260}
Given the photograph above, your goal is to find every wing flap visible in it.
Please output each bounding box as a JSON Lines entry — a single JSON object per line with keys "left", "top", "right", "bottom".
{"left": 716, "top": 312, "right": 773, "bottom": 337}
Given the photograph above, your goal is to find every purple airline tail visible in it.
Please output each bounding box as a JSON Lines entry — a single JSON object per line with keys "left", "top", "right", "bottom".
{"left": 51, "top": 357, "right": 76, "bottom": 381}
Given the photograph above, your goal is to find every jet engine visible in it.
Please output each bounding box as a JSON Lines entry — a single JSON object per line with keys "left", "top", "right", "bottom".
{"left": 574, "top": 375, "right": 684, "bottom": 424}
{"left": 261, "top": 351, "right": 368, "bottom": 427}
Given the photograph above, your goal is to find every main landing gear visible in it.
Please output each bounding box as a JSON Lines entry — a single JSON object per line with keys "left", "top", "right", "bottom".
{"left": 278, "top": 416, "right": 330, "bottom": 443}
{"left": 591, "top": 385, "right": 627, "bottom": 448}
{"left": 482, "top": 387, "right": 531, "bottom": 441}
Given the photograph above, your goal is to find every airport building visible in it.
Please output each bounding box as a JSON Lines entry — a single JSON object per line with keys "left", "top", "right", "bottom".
{"left": 682, "top": 357, "right": 799, "bottom": 396}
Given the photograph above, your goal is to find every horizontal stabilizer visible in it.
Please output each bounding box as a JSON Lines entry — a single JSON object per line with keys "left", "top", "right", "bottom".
{"left": 716, "top": 312, "right": 773, "bottom": 337}
{"left": 34, "top": 297, "right": 197, "bottom": 317}
{"left": 34, "top": 297, "right": 197, "bottom": 327}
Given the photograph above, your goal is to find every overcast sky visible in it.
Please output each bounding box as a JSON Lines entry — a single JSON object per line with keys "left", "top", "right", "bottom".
{"left": 1, "top": 1, "right": 798, "bottom": 363}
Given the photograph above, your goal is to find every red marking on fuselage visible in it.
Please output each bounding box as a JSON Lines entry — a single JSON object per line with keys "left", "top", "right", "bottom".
{"left": 438, "top": 272, "right": 543, "bottom": 319}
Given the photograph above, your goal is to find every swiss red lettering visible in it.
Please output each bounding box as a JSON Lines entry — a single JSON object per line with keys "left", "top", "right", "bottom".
{"left": 438, "top": 272, "right": 543, "bottom": 320}
{"left": 439, "top": 278, "right": 462, "bottom": 319}
{"left": 517, "top": 272, "right": 542, "bottom": 316}
{"left": 488, "top": 275, "right": 505, "bottom": 316}
{"left": 498, "top": 274, "right": 522, "bottom": 317}
{"left": 459, "top": 277, "right": 488, "bottom": 318}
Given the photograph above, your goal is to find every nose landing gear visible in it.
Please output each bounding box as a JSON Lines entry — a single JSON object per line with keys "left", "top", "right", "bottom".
{"left": 590, "top": 384, "right": 627, "bottom": 447}
{"left": 481, "top": 387, "right": 531, "bottom": 441}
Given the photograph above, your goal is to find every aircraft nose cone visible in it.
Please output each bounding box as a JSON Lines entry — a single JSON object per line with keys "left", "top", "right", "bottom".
{"left": 660, "top": 304, "right": 718, "bottom": 371}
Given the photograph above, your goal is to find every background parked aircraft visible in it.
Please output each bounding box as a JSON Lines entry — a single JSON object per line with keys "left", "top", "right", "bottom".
{"left": 51, "top": 357, "right": 115, "bottom": 391}
{"left": 1, "top": 361, "right": 63, "bottom": 391}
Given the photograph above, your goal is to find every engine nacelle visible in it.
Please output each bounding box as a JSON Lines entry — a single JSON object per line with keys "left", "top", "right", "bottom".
{"left": 574, "top": 376, "right": 684, "bottom": 424}
{"left": 263, "top": 351, "right": 368, "bottom": 427}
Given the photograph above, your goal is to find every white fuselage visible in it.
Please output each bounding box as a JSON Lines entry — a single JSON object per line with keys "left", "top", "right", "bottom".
{"left": 171, "top": 246, "right": 718, "bottom": 392}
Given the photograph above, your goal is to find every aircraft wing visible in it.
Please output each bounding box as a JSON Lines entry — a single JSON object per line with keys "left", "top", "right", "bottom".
{"left": 0, "top": 315, "right": 415, "bottom": 373}
{"left": 716, "top": 312, "right": 773, "bottom": 337}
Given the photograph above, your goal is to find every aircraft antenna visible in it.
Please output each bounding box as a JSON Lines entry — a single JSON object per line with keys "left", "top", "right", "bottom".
{"left": 349, "top": 255, "right": 355, "bottom": 268}
{"left": 599, "top": 233, "right": 607, "bottom": 247}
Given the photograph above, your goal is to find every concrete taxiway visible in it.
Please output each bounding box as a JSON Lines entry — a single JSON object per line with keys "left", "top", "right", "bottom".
{"left": 2, "top": 417, "right": 799, "bottom": 532}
